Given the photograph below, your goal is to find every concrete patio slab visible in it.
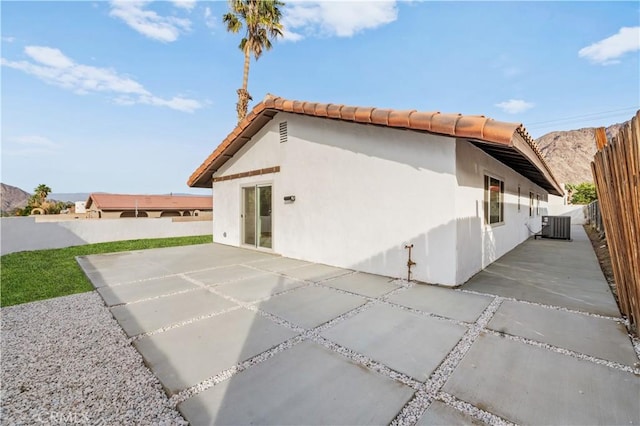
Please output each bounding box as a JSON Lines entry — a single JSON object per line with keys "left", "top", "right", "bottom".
{"left": 322, "top": 304, "right": 467, "bottom": 381}
{"left": 215, "top": 273, "right": 307, "bottom": 303}
{"left": 322, "top": 272, "right": 401, "bottom": 298}
{"left": 281, "top": 263, "right": 353, "bottom": 282}
{"left": 249, "top": 256, "right": 312, "bottom": 272}
{"left": 78, "top": 238, "right": 640, "bottom": 425}
{"left": 75, "top": 250, "right": 138, "bottom": 272}
{"left": 387, "top": 285, "right": 492, "bottom": 322}
{"left": 133, "top": 309, "right": 297, "bottom": 394}
{"left": 257, "top": 286, "right": 367, "bottom": 329}
{"left": 80, "top": 259, "right": 172, "bottom": 287}
{"left": 110, "top": 289, "right": 235, "bottom": 336}
{"left": 185, "top": 265, "right": 267, "bottom": 286}
{"left": 97, "top": 275, "right": 198, "bottom": 306}
{"left": 488, "top": 300, "right": 638, "bottom": 366}
{"left": 178, "top": 340, "right": 415, "bottom": 425}
{"left": 464, "top": 265, "right": 619, "bottom": 316}
{"left": 417, "top": 401, "right": 485, "bottom": 426}
{"left": 141, "top": 244, "right": 275, "bottom": 273}
{"left": 443, "top": 333, "right": 640, "bottom": 425}
{"left": 463, "top": 226, "right": 621, "bottom": 317}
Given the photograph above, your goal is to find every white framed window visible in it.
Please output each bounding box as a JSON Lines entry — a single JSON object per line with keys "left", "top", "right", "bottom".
{"left": 536, "top": 194, "right": 541, "bottom": 216}
{"left": 484, "top": 175, "right": 504, "bottom": 225}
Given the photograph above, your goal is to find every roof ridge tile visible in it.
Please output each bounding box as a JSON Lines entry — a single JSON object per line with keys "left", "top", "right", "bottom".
{"left": 187, "top": 95, "right": 561, "bottom": 196}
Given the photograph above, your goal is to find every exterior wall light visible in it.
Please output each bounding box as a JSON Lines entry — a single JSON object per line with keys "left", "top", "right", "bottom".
{"left": 284, "top": 195, "right": 296, "bottom": 202}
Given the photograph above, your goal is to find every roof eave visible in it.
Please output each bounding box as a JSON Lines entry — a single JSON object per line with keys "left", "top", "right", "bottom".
{"left": 188, "top": 108, "right": 279, "bottom": 188}
{"left": 468, "top": 134, "right": 563, "bottom": 196}
{"left": 188, "top": 96, "right": 563, "bottom": 196}
{"left": 511, "top": 133, "right": 563, "bottom": 196}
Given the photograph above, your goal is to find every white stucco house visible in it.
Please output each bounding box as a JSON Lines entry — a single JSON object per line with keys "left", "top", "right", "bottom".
{"left": 188, "top": 95, "right": 563, "bottom": 286}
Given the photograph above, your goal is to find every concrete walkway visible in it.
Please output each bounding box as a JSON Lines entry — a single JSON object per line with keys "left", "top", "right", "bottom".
{"left": 78, "top": 225, "right": 639, "bottom": 425}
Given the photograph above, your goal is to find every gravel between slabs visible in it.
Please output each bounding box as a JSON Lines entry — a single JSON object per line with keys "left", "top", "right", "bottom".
{"left": 0, "top": 292, "right": 187, "bottom": 425}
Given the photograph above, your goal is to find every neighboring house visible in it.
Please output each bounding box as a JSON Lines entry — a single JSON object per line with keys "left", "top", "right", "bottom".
{"left": 85, "top": 193, "right": 213, "bottom": 219}
{"left": 188, "top": 95, "right": 563, "bottom": 286}
{"left": 75, "top": 201, "right": 87, "bottom": 214}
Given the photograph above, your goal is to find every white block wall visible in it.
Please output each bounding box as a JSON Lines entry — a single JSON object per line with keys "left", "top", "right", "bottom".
{"left": 1, "top": 217, "right": 212, "bottom": 255}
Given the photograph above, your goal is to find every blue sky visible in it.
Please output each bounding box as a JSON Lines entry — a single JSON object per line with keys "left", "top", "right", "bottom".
{"left": 2, "top": 1, "right": 638, "bottom": 194}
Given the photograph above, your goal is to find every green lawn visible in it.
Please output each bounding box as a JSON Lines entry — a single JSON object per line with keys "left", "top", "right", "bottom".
{"left": 0, "top": 235, "right": 212, "bottom": 307}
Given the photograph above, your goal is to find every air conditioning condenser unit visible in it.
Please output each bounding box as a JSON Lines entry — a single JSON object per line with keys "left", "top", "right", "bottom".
{"left": 535, "top": 216, "right": 571, "bottom": 240}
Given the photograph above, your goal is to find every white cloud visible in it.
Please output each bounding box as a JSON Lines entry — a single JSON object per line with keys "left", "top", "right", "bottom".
{"left": 109, "top": 0, "right": 191, "bottom": 42}
{"left": 204, "top": 6, "right": 216, "bottom": 29}
{"left": 5, "top": 135, "right": 61, "bottom": 157}
{"left": 2, "top": 46, "right": 202, "bottom": 113}
{"left": 282, "top": 1, "right": 398, "bottom": 40}
{"left": 25, "top": 46, "right": 74, "bottom": 68}
{"left": 171, "top": 0, "right": 196, "bottom": 11}
{"left": 495, "top": 99, "right": 535, "bottom": 114}
{"left": 2, "top": 36, "right": 15, "bottom": 43}
{"left": 579, "top": 26, "right": 640, "bottom": 65}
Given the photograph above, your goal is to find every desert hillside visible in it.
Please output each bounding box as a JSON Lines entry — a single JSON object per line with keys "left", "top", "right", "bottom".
{"left": 1, "top": 183, "right": 30, "bottom": 214}
{"left": 535, "top": 121, "right": 628, "bottom": 185}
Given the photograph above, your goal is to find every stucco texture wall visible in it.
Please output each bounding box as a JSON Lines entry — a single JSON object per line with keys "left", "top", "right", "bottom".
{"left": 0, "top": 217, "right": 212, "bottom": 255}
{"left": 210, "top": 114, "right": 555, "bottom": 286}
{"left": 454, "top": 139, "right": 548, "bottom": 284}
{"left": 213, "top": 113, "right": 459, "bottom": 285}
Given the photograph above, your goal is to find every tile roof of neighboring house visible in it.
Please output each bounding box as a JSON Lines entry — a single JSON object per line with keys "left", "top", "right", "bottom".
{"left": 85, "top": 193, "right": 212, "bottom": 211}
{"left": 188, "top": 94, "right": 563, "bottom": 195}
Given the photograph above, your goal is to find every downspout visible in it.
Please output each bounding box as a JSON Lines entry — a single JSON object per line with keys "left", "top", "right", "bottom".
{"left": 404, "top": 244, "right": 416, "bottom": 282}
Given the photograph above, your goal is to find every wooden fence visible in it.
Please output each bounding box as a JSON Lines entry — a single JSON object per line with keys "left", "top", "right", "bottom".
{"left": 586, "top": 200, "right": 603, "bottom": 233}
{"left": 591, "top": 111, "right": 640, "bottom": 332}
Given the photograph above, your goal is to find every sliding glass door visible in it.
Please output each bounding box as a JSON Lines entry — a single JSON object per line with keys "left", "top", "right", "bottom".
{"left": 242, "top": 185, "right": 272, "bottom": 249}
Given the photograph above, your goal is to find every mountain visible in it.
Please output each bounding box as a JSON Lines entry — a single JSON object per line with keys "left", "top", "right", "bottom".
{"left": 535, "top": 121, "right": 630, "bottom": 185}
{"left": 1, "top": 183, "right": 30, "bottom": 214}
{"left": 49, "top": 193, "right": 90, "bottom": 202}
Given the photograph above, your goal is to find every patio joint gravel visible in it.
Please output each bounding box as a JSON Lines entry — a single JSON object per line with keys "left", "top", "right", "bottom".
{"left": 121, "top": 275, "right": 516, "bottom": 424}
{"left": 458, "top": 288, "right": 627, "bottom": 323}
{"left": 169, "top": 300, "right": 384, "bottom": 406}
{"left": 79, "top": 241, "right": 639, "bottom": 425}
{"left": 314, "top": 277, "right": 410, "bottom": 302}
{"left": 218, "top": 263, "right": 321, "bottom": 289}
{"left": 484, "top": 329, "right": 640, "bottom": 374}
{"left": 169, "top": 334, "right": 308, "bottom": 406}
{"left": 241, "top": 282, "right": 313, "bottom": 305}
{"left": 380, "top": 298, "right": 474, "bottom": 327}
{"left": 391, "top": 296, "right": 504, "bottom": 425}
{"left": 241, "top": 262, "right": 358, "bottom": 284}
{"left": 243, "top": 258, "right": 315, "bottom": 272}
{"left": 460, "top": 287, "right": 640, "bottom": 363}
{"left": 182, "top": 273, "right": 308, "bottom": 333}
{"left": 169, "top": 301, "right": 426, "bottom": 407}
{"left": 435, "top": 392, "right": 516, "bottom": 426}
{"left": 312, "top": 335, "right": 424, "bottom": 390}
{"left": 110, "top": 287, "right": 201, "bottom": 306}
{"left": 102, "top": 263, "right": 264, "bottom": 288}
{"left": 168, "top": 284, "right": 507, "bottom": 426}
{"left": 130, "top": 306, "right": 245, "bottom": 342}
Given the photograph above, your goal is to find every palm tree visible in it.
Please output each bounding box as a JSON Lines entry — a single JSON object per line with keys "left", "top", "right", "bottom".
{"left": 223, "top": 0, "right": 284, "bottom": 122}
{"left": 34, "top": 184, "right": 52, "bottom": 205}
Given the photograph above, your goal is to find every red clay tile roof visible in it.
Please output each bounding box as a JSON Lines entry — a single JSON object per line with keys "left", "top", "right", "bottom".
{"left": 86, "top": 193, "right": 212, "bottom": 211}
{"left": 188, "top": 95, "right": 563, "bottom": 195}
